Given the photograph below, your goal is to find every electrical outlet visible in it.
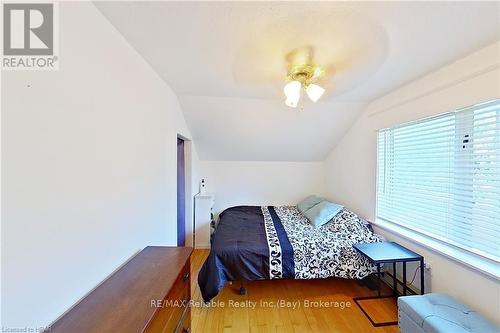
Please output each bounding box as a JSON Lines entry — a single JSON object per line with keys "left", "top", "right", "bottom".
{"left": 424, "top": 262, "right": 432, "bottom": 270}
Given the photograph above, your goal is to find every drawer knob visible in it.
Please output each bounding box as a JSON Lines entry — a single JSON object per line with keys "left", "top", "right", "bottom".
{"left": 183, "top": 272, "right": 190, "bottom": 282}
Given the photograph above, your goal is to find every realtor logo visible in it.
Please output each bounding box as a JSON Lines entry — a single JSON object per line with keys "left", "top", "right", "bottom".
{"left": 3, "top": 3, "right": 53, "bottom": 55}
{"left": 2, "top": 2, "right": 59, "bottom": 70}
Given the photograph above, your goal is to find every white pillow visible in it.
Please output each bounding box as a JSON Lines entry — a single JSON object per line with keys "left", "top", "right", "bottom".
{"left": 304, "top": 201, "right": 344, "bottom": 227}
{"left": 297, "top": 195, "right": 324, "bottom": 215}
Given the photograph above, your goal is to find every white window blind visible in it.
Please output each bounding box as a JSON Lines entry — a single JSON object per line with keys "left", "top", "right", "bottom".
{"left": 377, "top": 99, "right": 500, "bottom": 262}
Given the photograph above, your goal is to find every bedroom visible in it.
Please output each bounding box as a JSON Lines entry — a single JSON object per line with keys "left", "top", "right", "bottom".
{"left": 1, "top": 1, "right": 499, "bottom": 333}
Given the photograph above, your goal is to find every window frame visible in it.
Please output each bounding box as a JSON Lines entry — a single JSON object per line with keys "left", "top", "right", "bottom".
{"left": 372, "top": 217, "right": 500, "bottom": 279}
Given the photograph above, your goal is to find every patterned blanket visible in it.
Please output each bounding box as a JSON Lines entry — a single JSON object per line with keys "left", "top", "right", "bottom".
{"left": 273, "top": 206, "right": 382, "bottom": 279}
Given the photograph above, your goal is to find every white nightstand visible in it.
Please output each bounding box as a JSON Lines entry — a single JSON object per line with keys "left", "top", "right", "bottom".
{"left": 194, "top": 193, "right": 215, "bottom": 248}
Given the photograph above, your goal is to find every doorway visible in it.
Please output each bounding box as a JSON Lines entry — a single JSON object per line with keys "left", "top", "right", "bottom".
{"left": 177, "top": 137, "right": 185, "bottom": 246}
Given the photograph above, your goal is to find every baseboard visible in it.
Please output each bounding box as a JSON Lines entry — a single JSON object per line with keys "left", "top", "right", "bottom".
{"left": 380, "top": 268, "right": 421, "bottom": 296}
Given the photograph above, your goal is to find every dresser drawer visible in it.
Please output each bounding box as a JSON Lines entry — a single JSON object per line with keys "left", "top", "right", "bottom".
{"left": 144, "top": 259, "right": 190, "bottom": 333}
{"left": 175, "top": 306, "right": 191, "bottom": 333}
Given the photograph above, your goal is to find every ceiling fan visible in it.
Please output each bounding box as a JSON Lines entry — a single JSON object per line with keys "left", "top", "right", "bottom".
{"left": 283, "top": 46, "right": 327, "bottom": 108}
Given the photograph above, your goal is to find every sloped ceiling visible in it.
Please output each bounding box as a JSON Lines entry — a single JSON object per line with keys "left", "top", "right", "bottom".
{"left": 95, "top": 1, "right": 499, "bottom": 161}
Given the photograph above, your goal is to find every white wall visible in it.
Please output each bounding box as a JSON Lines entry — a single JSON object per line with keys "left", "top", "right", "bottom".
{"left": 325, "top": 41, "right": 500, "bottom": 324}
{"left": 1, "top": 2, "right": 197, "bottom": 329}
{"left": 200, "top": 161, "right": 327, "bottom": 216}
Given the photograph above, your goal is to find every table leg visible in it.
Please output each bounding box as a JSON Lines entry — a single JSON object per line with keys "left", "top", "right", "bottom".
{"left": 420, "top": 258, "right": 425, "bottom": 295}
{"left": 377, "top": 263, "right": 381, "bottom": 297}
{"left": 403, "top": 262, "right": 407, "bottom": 296}
{"left": 392, "top": 262, "right": 397, "bottom": 296}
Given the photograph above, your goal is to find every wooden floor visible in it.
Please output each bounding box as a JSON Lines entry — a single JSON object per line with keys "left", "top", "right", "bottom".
{"left": 190, "top": 249, "right": 399, "bottom": 333}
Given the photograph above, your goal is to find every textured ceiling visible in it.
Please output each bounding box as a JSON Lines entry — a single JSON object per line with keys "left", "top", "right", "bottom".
{"left": 95, "top": 1, "right": 500, "bottom": 161}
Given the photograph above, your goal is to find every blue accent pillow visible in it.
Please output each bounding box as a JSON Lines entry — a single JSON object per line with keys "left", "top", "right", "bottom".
{"left": 304, "top": 201, "right": 344, "bottom": 228}
{"left": 297, "top": 195, "right": 324, "bottom": 214}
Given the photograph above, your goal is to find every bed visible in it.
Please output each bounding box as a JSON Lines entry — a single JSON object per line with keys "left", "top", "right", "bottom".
{"left": 198, "top": 205, "right": 383, "bottom": 302}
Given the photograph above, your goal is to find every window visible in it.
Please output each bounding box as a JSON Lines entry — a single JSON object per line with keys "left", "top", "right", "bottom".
{"left": 377, "top": 99, "right": 500, "bottom": 262}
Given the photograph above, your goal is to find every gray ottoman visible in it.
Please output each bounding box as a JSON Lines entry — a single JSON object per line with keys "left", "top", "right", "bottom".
{"left": 398, "top": 293, "right": 498, "bottom": 333}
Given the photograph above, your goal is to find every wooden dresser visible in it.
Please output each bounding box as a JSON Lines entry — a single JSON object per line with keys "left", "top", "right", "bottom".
{"left": 50, "top": 246, "right": 192, "bottom": 333}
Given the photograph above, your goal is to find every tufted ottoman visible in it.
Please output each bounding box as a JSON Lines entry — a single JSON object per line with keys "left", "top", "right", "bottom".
{"left": 398, "top": 293, "right": 498, "bottom": 333}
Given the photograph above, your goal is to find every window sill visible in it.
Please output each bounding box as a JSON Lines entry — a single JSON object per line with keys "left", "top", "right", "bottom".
{"left": 372, "top": 218, "right": 500, "bottom": 281}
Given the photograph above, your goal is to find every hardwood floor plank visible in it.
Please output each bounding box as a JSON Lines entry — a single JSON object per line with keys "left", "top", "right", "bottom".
{"left": 191, "top": 249, "right": 398, "bottom": 333}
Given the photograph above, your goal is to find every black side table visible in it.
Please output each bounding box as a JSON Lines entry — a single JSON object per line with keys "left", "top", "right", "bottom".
{"left": 352, "top": 241, "right": 424, "bottom": 327}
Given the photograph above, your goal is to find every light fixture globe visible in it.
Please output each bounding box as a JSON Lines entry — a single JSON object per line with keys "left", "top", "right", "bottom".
{"left": 284, "top": 80, "right": 301, "bottom": 97}
{"left": 306, "top": 84, "right": 325, "bottom": 103}
{"left": 284, "top": 80, "right": 301, "bottom": 108}
{"left": 285, "top": 97, "right": 299, "bottom": 108}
